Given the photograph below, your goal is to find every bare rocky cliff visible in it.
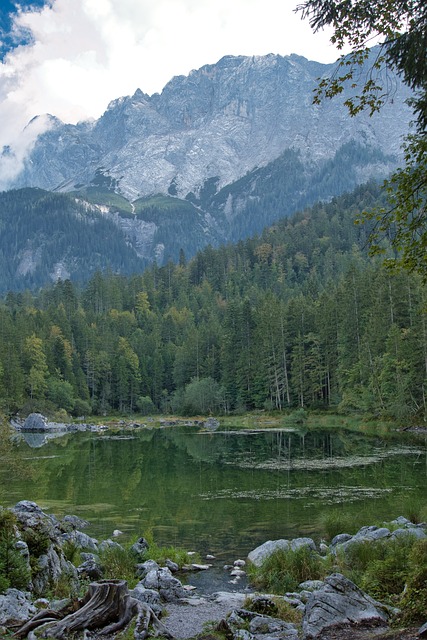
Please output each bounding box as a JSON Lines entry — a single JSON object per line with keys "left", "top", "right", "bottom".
{"left": 11, "top": 51, "right": 412, "bottom": 201}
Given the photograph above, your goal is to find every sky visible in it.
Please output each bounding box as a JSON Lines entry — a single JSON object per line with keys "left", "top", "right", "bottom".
{"left": 0, "top": 0, "right": 341, "bottom": 185}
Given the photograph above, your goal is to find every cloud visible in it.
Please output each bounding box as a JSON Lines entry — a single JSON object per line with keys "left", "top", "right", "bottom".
{"left": 0, "top": 0, "right": 338, "bottom": 187}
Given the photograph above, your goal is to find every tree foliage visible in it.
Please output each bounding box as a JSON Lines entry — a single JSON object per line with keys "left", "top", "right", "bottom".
{"left": 0, "top": 183, "right": 426, "bottom": 422}
{"left": 296, "top": 0, "right": 427, "bottom": 277}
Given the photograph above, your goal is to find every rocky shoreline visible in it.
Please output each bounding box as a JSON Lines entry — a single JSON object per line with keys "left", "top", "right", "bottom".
{"left": 0, "top": 501, "right": 426, "bottom": 639}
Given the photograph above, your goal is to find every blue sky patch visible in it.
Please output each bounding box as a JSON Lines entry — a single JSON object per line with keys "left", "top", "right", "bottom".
{"left": 0, "top": 0, "right": 50, "bottom": 59}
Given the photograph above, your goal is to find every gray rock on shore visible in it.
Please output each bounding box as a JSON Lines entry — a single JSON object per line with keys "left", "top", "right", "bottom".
{"left": 248, "top": 537, "right": 316, "bottom": 567}
{"left": 302, "top": 573, "right": 391, "bottom": 639}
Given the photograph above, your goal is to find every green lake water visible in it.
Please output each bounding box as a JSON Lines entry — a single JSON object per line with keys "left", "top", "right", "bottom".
{"left": 1, "top": 426, "right": 426, "bottom": 562}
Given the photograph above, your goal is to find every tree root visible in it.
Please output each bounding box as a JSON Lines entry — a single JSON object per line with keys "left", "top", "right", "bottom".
{"left": 14, "top": 579, "right": 174, "bottom": 640}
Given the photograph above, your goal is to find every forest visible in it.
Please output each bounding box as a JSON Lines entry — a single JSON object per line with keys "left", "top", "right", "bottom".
{"left": 0, "top": 181, "right": 426, "bottom": 422}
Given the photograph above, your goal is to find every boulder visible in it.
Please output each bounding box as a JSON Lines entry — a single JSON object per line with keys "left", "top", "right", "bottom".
{"left": 249, "top": 614, "right": 298, "bottom": 638}
{"left": 204, "top": 417, "right": 220, "bottom": 430}
{"left": 98, "top": 538, "right": 124, "bottom": 552}
{"left": 62, "top": 514, "right": 90, "bottom": 530}
{"left": 22, "top": 413, "right": 49, "bottom": 430}
{"left": 223, "top": 608, "right": 298, "bottom": 640}
{"left": 330, "top": 533, "right": 352, "bottom": 548}
{"left": 248, "top": 540, "right": 290, "bottom": 567}
{"left": 12, "top": 501, "right": 60, "bottom": 540}
{"left": 130, "top": 537, "right": 149, "bottom": 558}
{"left": 61, "top": 529, "right": 98, "bottom": 552}
{"left": 130, "top": 583, "right": 162, "bottom": 616}
{"left": 164, "top": 559, "right": 179, "bottom": 573}
{"left": 299, "top": 580, "right": 325, "bottom": 591}
{"left": 32, "top": 545, "right": 63, "bottom": 595}
{"left": 353, "top": 526, "right": 391, "bottom": 542}
{"left": 332, "top": 526, "right": 392, "bottom": 555}
{"left": 391, "top": 526, "right": 427, "bottom": 540}
{"left": 302, "top": 573, "right": 389, "bottom": 639}
{"left": 391, "top": 516, "right": 412, "bottom": 526}
{"left": 141, "top": 566, "right": 186, "bottom": 602}
{"left": 0, "top": 589, "right": 36, "bottom": 626}
{"left": 136, "top": 559, "right": 160, "bottom": 579}
{"left": 248, "top": 537, "right": 316, "bottom": 567}
{"left": 77, "top": 556, "right": 104, "bottom": 580}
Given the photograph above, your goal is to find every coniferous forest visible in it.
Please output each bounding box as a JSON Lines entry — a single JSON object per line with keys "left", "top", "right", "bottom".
{"left": 1, "top": 182, "right": 426, "bottom": 422}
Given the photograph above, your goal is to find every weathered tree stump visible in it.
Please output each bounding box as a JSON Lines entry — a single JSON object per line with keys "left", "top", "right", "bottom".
{"left": 15, "top": 579, "right": 173, "bottom": 639}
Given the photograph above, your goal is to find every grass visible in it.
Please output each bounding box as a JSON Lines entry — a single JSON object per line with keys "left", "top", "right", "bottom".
{"left": 243, "top": 595, "right": 303, "bottom": 625}
{"left": 248, "top": 545, "right": 330, "bottom": 593}
{"left": 318, "top": 510, "right": 367, "bottom": 541}
{"left": 139, "top": 530, "right": 199, "bottom": 566}
{"left": 98, "top": 545, "right": 139, "bottom": 587}
{"left": 249, "top": 529, "right": 427, "bottom": 626}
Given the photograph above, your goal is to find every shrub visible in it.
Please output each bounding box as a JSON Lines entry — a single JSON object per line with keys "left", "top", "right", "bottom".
{"left": 360, "top": 536, "right": 415, "bottom": 601}
{"left": 398, "top": 539, "right": 427, "bottom": 624}
{"left": 284, "top": 408, "right": 307, "bottom": 426}
{"left": 0, "top": 509, "right": 31, "bottom": 593}
{"left": 98, "top": 546, "right": 137, "bottom": 586}
{"left": 21, "top": 527, "right": 50, "bottom": 557}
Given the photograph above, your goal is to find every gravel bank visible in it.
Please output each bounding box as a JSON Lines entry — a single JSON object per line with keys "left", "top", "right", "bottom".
{"left": 163, "top": 593, "right": 247, "bottom": 639}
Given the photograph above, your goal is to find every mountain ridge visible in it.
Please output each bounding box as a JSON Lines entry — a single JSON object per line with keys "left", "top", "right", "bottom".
{"left": 9, "top": 50, "right": 412, "bottom": 201}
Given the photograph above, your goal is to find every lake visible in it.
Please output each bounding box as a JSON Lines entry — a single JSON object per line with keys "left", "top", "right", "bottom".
{"left": 1, "top": 425, "right": 426, "bottom": 563}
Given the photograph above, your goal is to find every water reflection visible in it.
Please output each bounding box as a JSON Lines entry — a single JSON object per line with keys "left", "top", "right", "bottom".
{"left": 1, "top": 427, "right": 425, "bottom": 559}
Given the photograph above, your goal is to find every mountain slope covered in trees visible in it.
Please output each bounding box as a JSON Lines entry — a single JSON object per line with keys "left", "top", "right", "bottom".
{"left": 1, "top": 182, "right": 426, "bottom": 422}
{"left": 0, "top": 140, "right": 396, "bottom": 292}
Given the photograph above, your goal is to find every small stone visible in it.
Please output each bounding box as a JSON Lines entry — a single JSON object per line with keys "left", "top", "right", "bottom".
{"left": 234, "top": 559, "right": 246, "bottom": 567}
{"left": 165, "top": 559, "right": 179, "bottom": 573}
{"left": 34, "top": 598, "right": 49, "bottom": 609}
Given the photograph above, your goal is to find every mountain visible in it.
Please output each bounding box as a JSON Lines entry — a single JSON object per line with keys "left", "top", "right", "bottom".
{"left": 0, "top": 51, "right": 413, "bottom": 290}
{"left": 0, "top": 187, "right": 224, "bottom": 293}
{"left": 11, "top": 51, "right": 411, "bottom": 201}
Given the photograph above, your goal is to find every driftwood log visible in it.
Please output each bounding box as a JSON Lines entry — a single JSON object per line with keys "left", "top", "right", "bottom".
{"left": 14, "top": 579, "right": 173, "bottom": 639}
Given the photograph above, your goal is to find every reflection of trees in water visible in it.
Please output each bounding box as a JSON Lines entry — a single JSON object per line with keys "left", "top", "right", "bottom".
{"left": 0, "top": 422, "right": 35, "bottom": 502}
{"left": 2, "top": 427, "right": 425, "bottom": 556}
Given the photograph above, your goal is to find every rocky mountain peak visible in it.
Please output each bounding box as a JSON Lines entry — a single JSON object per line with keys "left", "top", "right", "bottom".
{"left": 9, "top": 51, "right": 412, "bottom": 201}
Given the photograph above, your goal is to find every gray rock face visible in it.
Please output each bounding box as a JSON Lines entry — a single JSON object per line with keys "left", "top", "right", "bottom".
{"left": 11, "top": 52, "right": 411, "bottom": 201}
{"left": 0, "top": 589, "right": 36, "bottom": 627}
{"left": 32, "top": 546, "right": 62, "bottom": 595}
{"left": 302, "top": 573, "right": 389, "bottom": 639}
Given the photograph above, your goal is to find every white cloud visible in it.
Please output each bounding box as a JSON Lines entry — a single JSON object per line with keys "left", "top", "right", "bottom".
{"left": 0, "top": 0, "right": 339, "bottom": 186}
